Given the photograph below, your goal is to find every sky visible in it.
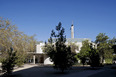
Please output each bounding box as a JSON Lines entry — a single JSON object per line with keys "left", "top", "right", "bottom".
{"left": 0, "top": 0, "right": 116, "bottom": 42}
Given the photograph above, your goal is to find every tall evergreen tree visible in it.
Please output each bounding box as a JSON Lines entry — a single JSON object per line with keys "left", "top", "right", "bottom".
{"left": 2, "top": 48, "right": 17, "bottom": 75}
{"left": 43, "top": 22, "right": 76, "bottom": 72}
{"left": 89, "top": 43, "right": 100, "bottom": 67}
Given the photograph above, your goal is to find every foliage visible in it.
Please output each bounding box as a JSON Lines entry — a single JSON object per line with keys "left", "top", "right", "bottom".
{"left": 43, "top": 22, "right": 76, "bottom": 72}
{"left": 89, "top": 43, "right": 100, "bottom": 67}
{"left": 1, "top": 48, "right": 17, "bottom": 75}
{"left": 78, "top": 40, "right": 100, "bottom": 67}
{"left": 109, "top": 37, "right": 116, "bottom": 54}
{"left": 95, "top": 33, "right": 109, "bottom": 43}
{"left": 112, "top": 45, "right": 116, "bottom": 54}
{"left": 95, "top": 33, "right": 113, "bottom": 64}
{"left": 78, "top": 33, "right": 114, "bottom": 66}
{"left": 0, "top": 17, "right": 37, "bottom": 66}
{"left": 109, "top": 37, "right": 116, "bottom": 45}
{"left": 68, "top": 42, "right": 79, "bottom": 53}
{"left": 105, "top": 58, "right": 112, "bottom": 64}
{"left": 78, "top": 40, "right": 91, "bottom": 66}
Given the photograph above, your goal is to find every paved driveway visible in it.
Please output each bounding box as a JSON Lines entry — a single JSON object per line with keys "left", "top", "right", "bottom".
{"left": 12, "top": 66, "right": 104, "bottom": 77}
{"left": 1, "top": 64, "right": 116, "bottom": 77}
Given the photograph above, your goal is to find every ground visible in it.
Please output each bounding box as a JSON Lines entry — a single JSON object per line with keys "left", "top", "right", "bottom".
{"left": 0, "top": 64, "right": 116, "bottom": 77}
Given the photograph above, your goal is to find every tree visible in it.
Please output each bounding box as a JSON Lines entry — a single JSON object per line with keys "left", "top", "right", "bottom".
{"left": 0, "top": 17, "right": 37, "bottom": 66}
{"left": 89, "top": 43, "right": 100, "bottom": 67}
{"left": 108, "top": 37, "right": 116, "bottom": 63}
{"left": 68, "top": 42, "right": 79, "bottom": 54}
{"left": 109, "top": 37, "right": 116, "bottom": 54}
{"left": 2, "top": 48, "right": 17, "bottom": 75}
{"left": 112, "top": 45, "right": 116, "bottom": 54}
{"left": 43, "top": 22, "right": 76, "bottom": 72}
{"left": 95, "top": 33, "right": 109, "bottom": 43}
{"left": 78, "top": 40, "right": 91, "bottom": 66}
{"left": 78, "top": 40, "right": 100, "bottom": 67}
{"left": 95, "top": 33, "right": 113, "bottom": 64}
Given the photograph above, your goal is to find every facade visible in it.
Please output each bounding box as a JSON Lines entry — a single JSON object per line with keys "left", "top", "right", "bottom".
{"left": 33, "top": 24, "right": 91, "bottom": 65}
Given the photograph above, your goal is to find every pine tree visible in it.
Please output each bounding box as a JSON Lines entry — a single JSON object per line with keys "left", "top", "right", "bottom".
{"left": 43, "top": 22, "right": 76, "bottom": 72}
{"left": 2, "top": 48, "right": 17, "bottom": 75}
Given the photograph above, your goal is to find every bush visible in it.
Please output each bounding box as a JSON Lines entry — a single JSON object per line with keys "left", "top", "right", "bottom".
{"left": 105, "top": 58, "right": 113, "bottom": 64}
{"left": 1, "top": 48, "right": 17, "bottom": 75}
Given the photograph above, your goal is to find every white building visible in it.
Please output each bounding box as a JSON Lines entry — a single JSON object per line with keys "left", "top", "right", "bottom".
{"left": 34, "top": 23, "right": 91, "bottom": 65}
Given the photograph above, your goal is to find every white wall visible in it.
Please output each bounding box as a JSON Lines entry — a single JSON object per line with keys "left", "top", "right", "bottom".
{"left": 36, "top": 42, "right": 83, "bottom": 54}
{"left": 35, "top": 42, "right": 84, "bottom": 64}
{"left": 44, "top": 57, "right": 53, "bottom": 65}
{"left": 36, "top": 43, "right": 45, "bottom": 54}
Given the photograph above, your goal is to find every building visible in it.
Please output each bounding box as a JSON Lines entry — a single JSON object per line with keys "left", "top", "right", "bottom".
{"left": 33, "top": 23, "right": 91, "bottom": 65}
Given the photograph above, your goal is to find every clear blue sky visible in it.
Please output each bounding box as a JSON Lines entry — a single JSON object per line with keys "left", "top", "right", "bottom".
{"left": 0, "top": 0, "right": 116, "bottom": 42}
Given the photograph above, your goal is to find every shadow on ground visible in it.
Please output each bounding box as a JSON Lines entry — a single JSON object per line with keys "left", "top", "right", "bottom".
{"left": 1, "top": 65, "right": 116, "bottom": 77}
{"left": 1, "top": 66, "right": 91, "bottom": 77}
{"left": 88, "top": 69, "right": 116, "bottom": 77}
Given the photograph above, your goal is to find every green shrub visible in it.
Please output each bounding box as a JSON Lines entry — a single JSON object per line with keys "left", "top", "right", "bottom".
{"left": 1, "top": 48, "right": 17, "bottom": 75}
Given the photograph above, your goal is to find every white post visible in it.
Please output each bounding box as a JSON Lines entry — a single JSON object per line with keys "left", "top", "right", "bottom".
{"left": 33, "top": 55, "right": 35, "bottom": 64}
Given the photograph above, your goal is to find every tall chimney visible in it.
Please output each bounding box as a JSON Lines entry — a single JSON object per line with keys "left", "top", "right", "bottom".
{"left": 71, "top": 23, "right": 74, "bottom": 39}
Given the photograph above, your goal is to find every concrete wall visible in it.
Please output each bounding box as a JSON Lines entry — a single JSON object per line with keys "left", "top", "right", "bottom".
{"left": 36, "top": 43, "right": 45, "bottom": 54}
{"left": 44, "top": 55, "right": 53, "bottom": 65}
{"left": 35, "top": 41, "right": 85, "bottom": 64}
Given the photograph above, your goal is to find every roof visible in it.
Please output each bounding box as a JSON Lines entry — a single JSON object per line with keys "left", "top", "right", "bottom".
{"left": 66, "top": 38, "right": 91, "bottom": 42}
{"left": 51, "top": 38, "right": 91, "bottom": 43}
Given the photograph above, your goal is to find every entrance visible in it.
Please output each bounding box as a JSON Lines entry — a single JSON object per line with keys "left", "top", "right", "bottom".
{"left": 40, "top": 56, "right": 44, "bottom": 63}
